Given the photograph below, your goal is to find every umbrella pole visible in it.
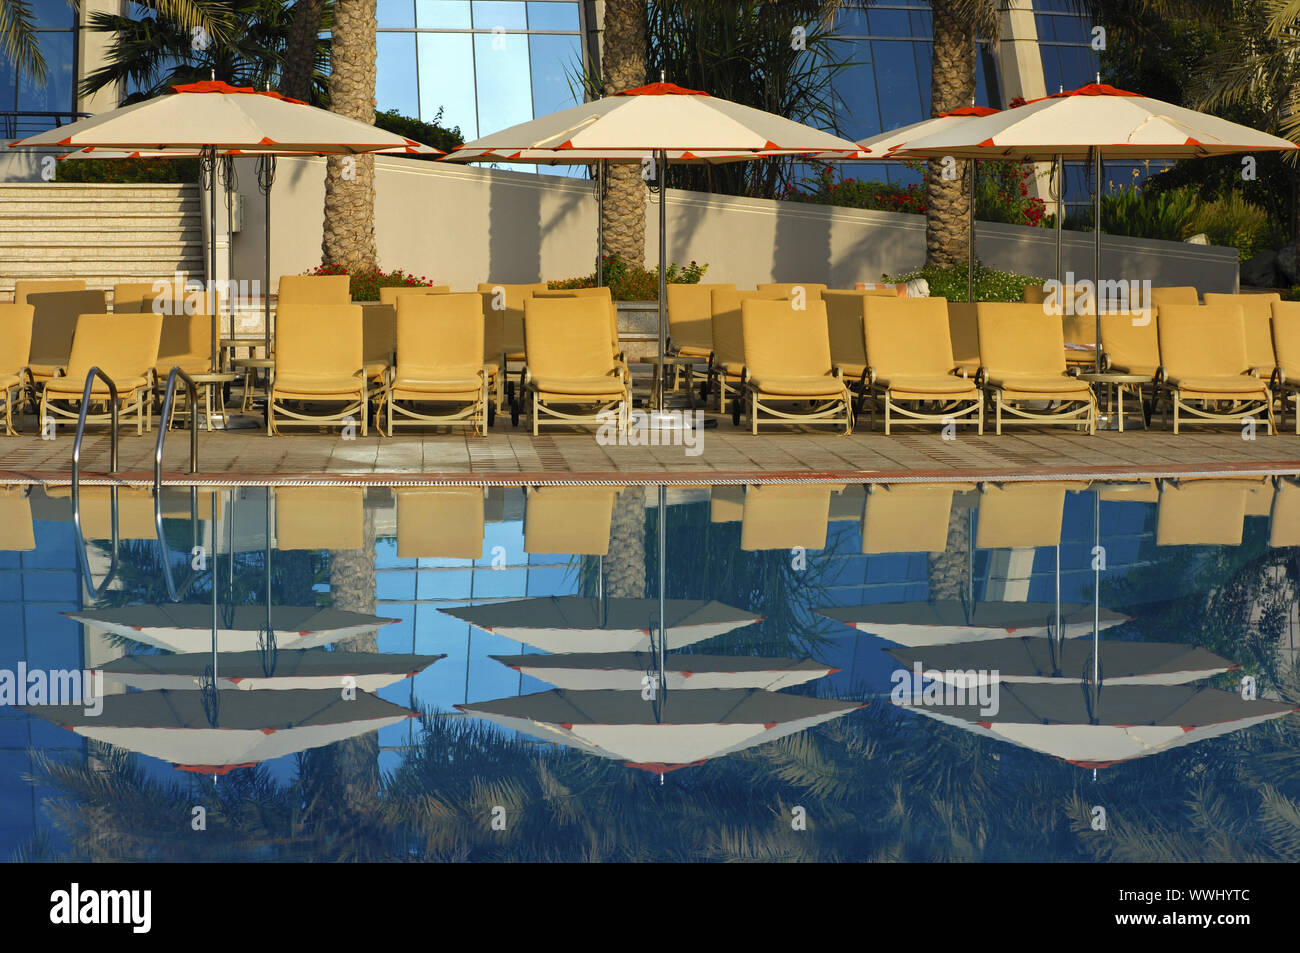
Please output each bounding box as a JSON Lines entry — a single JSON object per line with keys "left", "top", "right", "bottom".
{"left": 596, "top": 160, "right": 604, "bottom": 287}
{"left": 1055, "top": 154, "right": 1063, "bottom": 285}
{"left": 223, "top": 155, "right": 235, "bottom": 348}
{"left": 1093, "top": 148, "right": 1103, "bottom": 373}
{"left": 658, "top": 484, "right": 667, "bottom": 694}
{"left": 256, "top": 155, "right": 276, "bottom": 358}
{"left": 967, "top": 159, "right": 976, "bottom": 303}
{"left": 205, "top": 146, "right": 218, "bottom": 374}
{"left": 1093, "top": 487, "right": 1101, "bottom": 686}
{"left": 657, "top": 149, "right": 668, "bottom": 413}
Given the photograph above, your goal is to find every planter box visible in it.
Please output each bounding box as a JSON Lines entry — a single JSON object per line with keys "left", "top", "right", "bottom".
{"left": 617, "top": 300, "right": 663, "bottom": 360}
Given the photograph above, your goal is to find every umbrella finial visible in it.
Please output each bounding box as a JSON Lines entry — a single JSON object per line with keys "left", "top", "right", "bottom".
{"left": 211, "top": 68, "right": 216, "bottom": 81}
{"left": 660, "top": 69, "right": 666, "bottom": 83}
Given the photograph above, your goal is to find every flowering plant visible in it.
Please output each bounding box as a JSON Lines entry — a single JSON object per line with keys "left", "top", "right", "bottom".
{"left": 306, "top": 264, "right": 437, "bottom": 301}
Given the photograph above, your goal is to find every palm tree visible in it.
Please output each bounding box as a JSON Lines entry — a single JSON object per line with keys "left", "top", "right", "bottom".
{"left": 599, "top": 0, "right": 648, "bottom": 269}
{"left": 924, "top": 0, "right": 1000, "bottom": 269}
{"left": 1, "top": 0, "right": 225, "bottom": 87}
{"left": 280, "top": 0, "right": 325, "bottom": 101}
{"left": 320, "top": 0, "right": 377, "bottom": 270}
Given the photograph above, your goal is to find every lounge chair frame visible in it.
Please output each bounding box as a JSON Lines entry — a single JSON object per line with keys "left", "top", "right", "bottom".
{"left": 376, "top": 366, "right": 489, "bottom": 436}
{"left": 977, "top": 371, "right": 1097, "bottom": 435}
{"left": 524, "top": 368, "right": 630, "bottom": 436}
{"left": 1156, "top": 370, "right": 1274, "bottom": 435}
{"left": 864, "top": 368, "right": 984, "bottom": 436}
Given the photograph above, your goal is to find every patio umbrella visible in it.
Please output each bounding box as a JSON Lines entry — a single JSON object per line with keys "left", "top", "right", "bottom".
{"left": 25, "top": 688, "right": 415, "bottom": 775}
{"left": 457, "top": 688, "right": 862, "bottom": 773}
{"left": 894, "top": 83, "right": 1300, "bottom": 369}
{"left": 885, "top": 638, "right": 1235, "bottom": 686}
{"left": 100, "top": 649, "right": 443, "bottom": 692}
{"left": 443, "top": 81, "right": 861, "bottom": 411}
{"left": 900, "top": 682, "right": 1296, "bottom": 768}
{"left": 10, "top": 80, "right": 438, "bottom": 383}
{"left": 817, "top": 600, "right": 1129, "bottom": 647}
{"left": 63, "top": 604, "right": 398, "bottom": 654}
{"left": 490, "top": 652, "right": 836, "bottom": 691}
{"left": 441, "top": 596, "right": 760, "bottom": 654}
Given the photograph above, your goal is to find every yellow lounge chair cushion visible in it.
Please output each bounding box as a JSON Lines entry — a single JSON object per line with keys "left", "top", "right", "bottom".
{"left": 0, "top": 304, "right": 34, "bottom": 377}
{"left": 1204, "top": 292, "right": 1279, "bottom": 371}
{"left": 1273, "top": 301, "right": 1300, "bottom": 380}
{"left": 878, "top": 374, "right": 978, "bottom": 398}
{"left": 668, "top": 282, "right": 734, "bottom": 353}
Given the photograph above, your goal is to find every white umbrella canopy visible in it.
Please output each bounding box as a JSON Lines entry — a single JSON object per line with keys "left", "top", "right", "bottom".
{"left": 818, "top": 601, "right": 1130, "bottom": 647}
{"left": 100, "top": 649, "right": 443, "bottom": 692}
{"left": 441, "top": 597, "right": 762, "bottom": 654}
{"left": 444, "top": 81, "right": 861, "bottom": 158}
{"left": 64, "top": 604, "right": 399, "bottom": 654}
{"left": 816, "top": 105, "right": 1001, "bottom": 160}
{"left": 902, "top": 683, "right": 1296, "bottom": 768}
{"left": 885, "top": 638, "right": 1236, "bottom": 686}
{"left": 896, "top": 84, "right": 1300, "bottom": 160}
{"left": 9, "top": 80, "right": 433, "bottom": 153}
{"left": 26, "top": 688, "right": 415, "bottom": 775}
{"left": 490, "top": 652, "right": 836, "bottom": 691}
{"left": 457, "top": 688, "right": 862, "bottom": 773}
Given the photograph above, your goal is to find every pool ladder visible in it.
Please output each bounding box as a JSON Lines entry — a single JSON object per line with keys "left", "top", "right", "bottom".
{"left": 68, "top": 366, "right": 202, "bottom": 599}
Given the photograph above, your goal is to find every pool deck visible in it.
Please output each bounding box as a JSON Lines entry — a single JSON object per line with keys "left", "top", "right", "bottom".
{"left": 3, "top": 411, "right": 1299, "bottom": 486}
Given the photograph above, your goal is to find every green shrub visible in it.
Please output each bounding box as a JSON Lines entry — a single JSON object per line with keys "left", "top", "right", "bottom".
{"left": 374, "top": 108, "right": 463, "bottom": 155}
{"left": 1194, "top": 191, "right": 1271, "bottom": 262}
{"left": 306, "top": 263, "right": 436, "bottom": 301}
{"left": 885, "top": 260, "right": 1042, "bottom": 303}
{"left": 56, "top": 156, "right": 199, "bottom": 183}
{"left": 548, "top": 254, "right": 708, "bottom": 301}
{"left": 785, "top": 167, "right": 926, "bottom": 215}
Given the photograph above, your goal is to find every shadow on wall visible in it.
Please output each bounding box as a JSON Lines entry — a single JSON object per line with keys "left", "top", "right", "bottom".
{"left": 772, "top": 198, "right": 832, "bottom": 285}
{"left": 539, "top": 174, "right": 593, "bottom": 279}
{"left": 488, "top": 170, "right": 543, "bottom": 282}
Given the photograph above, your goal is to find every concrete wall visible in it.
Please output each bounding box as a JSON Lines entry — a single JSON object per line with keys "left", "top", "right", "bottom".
{"left": 232, "top": 153, "right": 1239, "bottom": 297}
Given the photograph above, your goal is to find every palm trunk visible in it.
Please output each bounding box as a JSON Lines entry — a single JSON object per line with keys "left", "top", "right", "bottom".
{"left": 328, "top": 511, "right": 378, "bottom": 817}
{"left": 281, "top": 0, "right": 324, "bottom": 103}
{"left": 321, "top": 0, "right": 378, "bottom": 270}
{"left": 600, "top": 0, "right": 647, "bottom": 268}
{"left": 925, "top": 0, "right": 976, "bottom": 269}
{"left": 927, "top": 504, "right": 971, "bottom": 601}
{"left": 604, "top": 489, "right": 645, "bottom": 599}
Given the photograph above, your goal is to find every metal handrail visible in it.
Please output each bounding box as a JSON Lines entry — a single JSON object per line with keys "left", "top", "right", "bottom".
{"left": 70, "top": 367, "right": 119, "bottom": 487}
{"left": 155, "top": 366, "right": 201, "bottom": 492}
{"left": 71, "top": 483, "right": 119, "bottom": 600}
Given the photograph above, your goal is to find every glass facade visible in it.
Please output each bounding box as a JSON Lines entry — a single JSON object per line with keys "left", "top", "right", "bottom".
{"left": 375, "top": 0, "right": 585, "bottom": 148}
{"left": 0, "top": 0, "right": 78, "bottom": 138}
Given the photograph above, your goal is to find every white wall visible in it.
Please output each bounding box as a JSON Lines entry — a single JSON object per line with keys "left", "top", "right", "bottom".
{"left": 225, "top": 153, "right": 1239, "bottom": 295}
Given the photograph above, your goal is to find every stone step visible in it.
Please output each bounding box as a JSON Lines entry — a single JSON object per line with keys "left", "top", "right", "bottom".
{"left": 0, "top": 183, "right": 200, "bottom": 200}
{"left": 0, "top": 197, "right": 201, "bottom": 214}
{"left": 0, "top": 242, "right": 203, "bottom": 260}
{"left": 0, "top": 257, "right": 203, "bottom": 277}
{"left": 0, "top": 227, "right": 199, "bottom": 243}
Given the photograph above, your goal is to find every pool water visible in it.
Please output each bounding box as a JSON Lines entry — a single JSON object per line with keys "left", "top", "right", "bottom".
{"left": 1, "top": 477, "right": 1297, "bottom": 862}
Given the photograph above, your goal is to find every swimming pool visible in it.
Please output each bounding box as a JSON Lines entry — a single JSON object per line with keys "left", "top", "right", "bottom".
{"left": 1, "top": 477, "right": 1297, "bottom": 861}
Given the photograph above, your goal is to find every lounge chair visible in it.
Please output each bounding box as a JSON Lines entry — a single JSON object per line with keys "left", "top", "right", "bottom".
{"left": 378, "top": 285, "right": 451, "bottom": 305}
{"left": 861, "top": 482, "right": 976, "bottom": 555}
{"left": 861, "top": 296, "right": 982, "bottom": 434}
{"left": 756, "top": 282, "right": 828, "bottom": 302}
{"left": 478, "top": 281, "right": 548, "bottom": 412}
{"left": 13, "top": 279, "right": 85, "bottom": 304}
{"left": 360, "top": 302, "right": 397, "bottom": 388}
{"left": 1098, "top": 308, "right": 1162, "bottom": 431}
{"left": 275, "top": 487, "right": 364, "bottom": 550}
{"left": 708, "top": 288, "right": 788, "bottom": 414}
{"left": 1271, "top": 300, "right": 1300, "bottom": 433}
{"left": 1024, "top": 284, "right": 1103, "bottom": 365}
{"left": 153, "top": 308, "right": 215, "bottom": 426}
{"left": 1270, "top": 477, "right": 1300, "bottom": 548}
{"left": 112, "top": 282, "right": 163, "bottom": 313}
{"left": 976, "top": 481, "right": 1090, "bottom": 549}
{"left": 0, "top": 486, "right": 35, "bottom": 552}
{"left": 267, "top": 303, "right": 366, "bottom": 436}
{"left": 520, "top": 296, "right": 629, "bottom": 435}
{"left": 1095, "top": 479, "right": 1159, "bottom": 504}
{"left": 277, "top": 274, "right": 351, "bottom": 306}
{"left": 523, "top": 485, "right": 624, "bottom": 555}
{"left": 1155, "top": 303, "right": 1273, "bottom": 434}
{"left": 25, "top": 289, "right": 108, "bottom": 388}
{"left": 740, "top": 484, "right": 840, "bottom": 551}
{"left": 532, "top": 287, "right": 625, "bottom": 366}
{"left": 376, "top": 293, "right": 488, "bottom": 436}
{"left": 1146, "top": 286, "right": 1199, "bottom": 309}
{"left": 739, "top": 298, "right": 852, "bottom": 434}
{"left": 1203, "top": 292, "right": 1281, "bottom": 377}
{"left": 946, "top": 302, "right": 981, "bottom": 376}
{"left": 709, "top": 484, "right": 744, "bottom": 523}
{"left": 0, "top": 304, "right": 34, "bottom": 435}
{"left": 974, "top": 303, "right": 1096, "bottom": 434}
{"left": 822, "top": 290, "right": 869, "bottom": 403}
{"left": 667, "top": 283, "right": 735, "bottom": 393}
{"left": 40, "top": 313, "right": 163, "bottom": 435}
{"left": 395, "top": 487, "right": 485, "bottom": 559}
{"left": 1156, "top": 479, "right": 1250, "bottom": 546}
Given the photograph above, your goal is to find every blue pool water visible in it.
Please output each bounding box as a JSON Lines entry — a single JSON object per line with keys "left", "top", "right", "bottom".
{"left": 1, "top": 478, "right": 1297, "bottom": 861}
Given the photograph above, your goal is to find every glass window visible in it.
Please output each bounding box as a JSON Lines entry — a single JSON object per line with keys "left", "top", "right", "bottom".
{"left": 834, "top": 60, "right": 879, "bottom": 141}
{"left": 417, "top": 0, "right": 471, "bottom": 29}
{"left": 867, "top": 9, "right": 912, "bottom": 38}
{"left": 16, "top": 32, "right": 73, "bottom": 113}
{"left": 376, "top": 32, "right": 419, "bottom": 117}
{"left": 528, "top": 33, "right": 581, "bottom": 117}
{"left": 909, "top": 9, "right": 932, "bottom": 36}
{"left": 418, "top": 32, "right": 478, "bottom": 137}
{"left": 32, "top": 0, "right": 75, "bottom": 29}
{"left": 872, "top": 40, "right": 923, "bottom": 132}
{"left": 473, "top": 31, "right": 533, "bottom": 135}
{"left": 377, "top": 0, "right": 415, "bottom": 29}
{"left": 834, "top": 6, "right": 869, "bottom": 36}
{"left": 527, "top": 1, "right": 579, "bottom": 31}
{"left": 471, "top": 0, "right": 527, "bottom": 30}
{"left": 913, "top": 40, "right": 932, "bottom": 116}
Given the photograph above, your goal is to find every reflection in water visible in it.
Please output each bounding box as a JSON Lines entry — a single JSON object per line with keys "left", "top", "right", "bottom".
{"left": 0, "top": 477, "right": 1297, "bottom": 861}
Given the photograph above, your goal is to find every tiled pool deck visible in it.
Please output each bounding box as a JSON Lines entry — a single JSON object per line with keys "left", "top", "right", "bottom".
{"left": 3, "top": 412, "right": 1299, "bottom": 485}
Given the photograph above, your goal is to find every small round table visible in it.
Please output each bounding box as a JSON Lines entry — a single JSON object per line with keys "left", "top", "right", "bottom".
{"left": 233, "top": 357, "right": 275, "bottom": 413}
{"left": 182, "top": 372, "right": 240, "bottom": 431}
{"left": 1078, "top": 372, "right": 1152, "bottom": 432}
